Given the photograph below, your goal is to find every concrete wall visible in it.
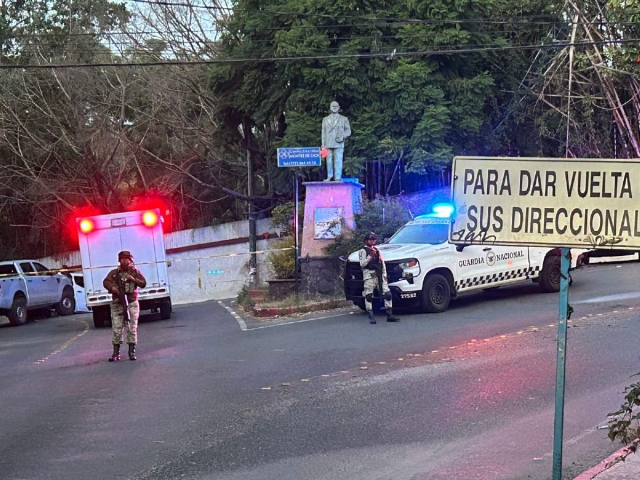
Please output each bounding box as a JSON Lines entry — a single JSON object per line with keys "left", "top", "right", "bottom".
{"left": 37, "top": 218, "right": 284, "bottom": 304}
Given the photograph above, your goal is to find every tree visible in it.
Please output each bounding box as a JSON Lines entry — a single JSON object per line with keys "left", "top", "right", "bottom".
{"left": 0, "top": 1, "right": 218, "bottom": 257}
{"left": 515, "top": 0, "right": 640, "bottom": 158}
{"left": 205, "top": 0, "right": 562, "bottom": 200}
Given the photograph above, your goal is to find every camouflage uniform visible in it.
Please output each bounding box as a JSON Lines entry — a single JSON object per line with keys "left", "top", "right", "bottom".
{"left": 358, "top": 246, "right": 392, "bottom": 313}
{"left": 103, "top": 255, "right": 146, "bottom": 348}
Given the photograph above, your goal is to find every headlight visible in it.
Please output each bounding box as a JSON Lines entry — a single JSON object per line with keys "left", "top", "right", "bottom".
{"left": 399, "top": 259, "right": 420, "bottom": 281}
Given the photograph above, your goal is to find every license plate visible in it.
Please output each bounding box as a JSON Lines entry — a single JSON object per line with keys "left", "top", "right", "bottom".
{"left": 400, "top": 293, "right": 417, "bottom": 299}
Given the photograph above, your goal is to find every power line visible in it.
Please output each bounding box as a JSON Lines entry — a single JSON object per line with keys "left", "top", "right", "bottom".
{"left": 2, "top": 38, "right": 639, "bottom": 70}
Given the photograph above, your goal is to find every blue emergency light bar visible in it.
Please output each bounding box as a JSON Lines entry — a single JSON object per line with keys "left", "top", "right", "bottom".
{"left": 432, "top": 204, "right": 455, "bottom": 218}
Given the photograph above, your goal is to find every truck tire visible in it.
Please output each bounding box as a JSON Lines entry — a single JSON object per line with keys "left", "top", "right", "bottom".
{"left": 539, "top": 255, "right": 561, "bottom": 293}
{"left": 8, "top": 296, "right": 27, "bottom": 326}
{"left": 92, "top": 305, "right": 111, "bottom": 328}
{"left": 160, "top": 300, "right": 172, "bottom": 320}
{"left": 421, "top": 273, "right": 451, "bottom": 313}
{"left": 56, "top": 287, "right": 76, "bottom": 316}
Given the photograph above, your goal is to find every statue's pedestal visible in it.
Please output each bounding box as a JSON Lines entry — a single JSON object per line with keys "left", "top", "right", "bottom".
{"left": 300, "top": 181, "right": 363, "bottom": 258}
{"left": 299, "top": 180, "right": 363, "bottom": 296}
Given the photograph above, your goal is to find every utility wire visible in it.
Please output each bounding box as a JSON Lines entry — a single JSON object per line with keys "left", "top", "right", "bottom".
{"left": 2, "top": 38, "right": 639, "bottom": 70}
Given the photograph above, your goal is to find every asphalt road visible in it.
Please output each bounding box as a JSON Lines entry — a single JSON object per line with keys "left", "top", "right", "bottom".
{"left": 1, "top": 261, "right": 640, "bottom": 480}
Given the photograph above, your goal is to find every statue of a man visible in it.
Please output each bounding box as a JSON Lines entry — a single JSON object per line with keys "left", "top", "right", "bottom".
{"left": 321, "top": 101, "right": 351, "bottom": 181}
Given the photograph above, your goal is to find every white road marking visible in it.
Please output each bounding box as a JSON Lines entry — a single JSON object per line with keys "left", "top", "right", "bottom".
{"left": 573, "top": 292, "right": 640, "bottom": 304}
{"left": 218, "top": 300, "right": 247, "bottom": 331}
{"left": 244, "top": 312, "right": 351, "bottom": 331}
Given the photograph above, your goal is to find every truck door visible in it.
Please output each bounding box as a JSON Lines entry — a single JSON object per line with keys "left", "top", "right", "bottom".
{"left": 119, "top": 224, "right": 160, "bottom": 287}
{"left": 483, "top": 246, "right": 531, "bottom": 285}
{"left": 86, "top": 227, "right": 122, "bottom": 297}
{"left": 32, "top": 262, "right": 60, "bottom": 303}
{"left": 455, "top": 245, "right": 531, "bottom": 292}
{"left": 71, "top": 273, "right": 89, "bottom": 312}
{"left": 18, "top": 262, "right": 40, "bottom": 304}
{"left": 454, "top": 245, "right": 496, "bottom": 292}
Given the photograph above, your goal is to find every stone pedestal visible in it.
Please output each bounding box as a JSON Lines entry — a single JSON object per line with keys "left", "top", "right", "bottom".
{"left": 300, "top": 181, "right": 363, "bottom": 258}
{"left": 299, "top": 256, "right": 343, "bottom": 296}
{"left": 266, "top": 279, "right": 295, "bottom": 300}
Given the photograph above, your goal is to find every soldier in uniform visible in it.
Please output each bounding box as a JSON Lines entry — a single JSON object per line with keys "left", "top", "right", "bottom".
{"left": 358, "top": 232, "right": 400, "bottom": 324}
{"left": 103, "top": 251, "right": 147, "bottom": 361}
{"left": 321, "top": 101, "right": 351, "bottom": 181}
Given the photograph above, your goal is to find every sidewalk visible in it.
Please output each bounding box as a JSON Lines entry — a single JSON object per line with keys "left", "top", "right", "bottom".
{"left": 572, "top": 254, "right": 640, "bottom": 479}
{"left": 574, "top": 444, "right": 639, "bottom": 480}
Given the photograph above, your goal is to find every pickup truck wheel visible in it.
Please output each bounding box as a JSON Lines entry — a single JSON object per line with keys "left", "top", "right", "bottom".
{"left": 539, "top": 256, "right": 561, "bottom": 293}
{"left": 8, "top": 297, "right": 27, "bottom": 326}
{"left": 421, "top": 273, "right": 451, "bottom": 313}
{"left": 56, "top": 287, "right": 75, "bottom": 316}
{"left": 159, "top": 300, "right": 172, "bottom": 320}
{"left": 92, "top": 306, "right": 111, "bottom": 328}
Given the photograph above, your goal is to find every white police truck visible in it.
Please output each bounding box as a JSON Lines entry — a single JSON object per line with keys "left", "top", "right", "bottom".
{"left": 344, "top": 206, "right": 585, "bottom": 313}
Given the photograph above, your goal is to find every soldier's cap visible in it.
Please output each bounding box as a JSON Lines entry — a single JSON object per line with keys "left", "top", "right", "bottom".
{"left": 118, "top": 250, "right": 133, "bottom": 260}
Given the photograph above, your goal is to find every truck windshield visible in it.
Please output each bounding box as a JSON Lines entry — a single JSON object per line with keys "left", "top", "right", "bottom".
{"left": 388, "top": 222, "right": 449, "bottom": 245}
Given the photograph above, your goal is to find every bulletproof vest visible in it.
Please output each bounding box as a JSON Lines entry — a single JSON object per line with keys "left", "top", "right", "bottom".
{"left": 118, "top": 270, "right": 136, "bottom": 294}
{"left": 364, "top": 248, "right": 380, "bottom": 270}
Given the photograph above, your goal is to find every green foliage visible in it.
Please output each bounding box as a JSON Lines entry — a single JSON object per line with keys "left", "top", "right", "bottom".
{"left": 268, "top": 237, "right": 296, "bottom": 279}
{"left": 236, "top": 285, "right": 254, "bottom": 310}
{"left": 270, "top": 201, "right": 304, "bottom": 236}
{"left": 325, "top": 197, "right": 413, "bottom": 259}
{"left": 609, "top": 380, "right": 640, "bottom": 445}
{"left": 207, "top": 0, "right": 551, "bottom": 188}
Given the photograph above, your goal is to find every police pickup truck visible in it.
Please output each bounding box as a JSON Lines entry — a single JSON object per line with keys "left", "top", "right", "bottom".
{"left": 0, "top": 260, "right": 75, "bottom": 325}
{"left": 344, "top": 211, "right": 584, "bottom": 313}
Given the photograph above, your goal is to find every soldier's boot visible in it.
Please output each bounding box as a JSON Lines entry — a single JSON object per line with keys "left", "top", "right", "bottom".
{"left": 128, "top": 343, "right": 137, "bottom": 361}
{"left": 108, "top": 344, "right": 120, "bottom": 362}
{"left": 367, "top": 310, "right": 376, "bottom": 324}
{"left": 386, "top": 309, "right": 400, "bottom": 322}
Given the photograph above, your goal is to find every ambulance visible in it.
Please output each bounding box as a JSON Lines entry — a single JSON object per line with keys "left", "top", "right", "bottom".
{"left": 76, "top": 209, "right": 172, "bottom": 328}
{"left": 344, "top": 205, "right": 585, "bottom": 313}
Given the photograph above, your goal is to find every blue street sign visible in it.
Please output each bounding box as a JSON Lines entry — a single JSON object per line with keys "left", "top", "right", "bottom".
{"left": 277, "top": 147, "right": 322, "bottom": 168}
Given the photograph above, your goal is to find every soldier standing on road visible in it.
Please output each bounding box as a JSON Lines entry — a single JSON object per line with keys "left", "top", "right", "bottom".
{"left": 103, "top": 251, "right": 146, "bottom": 362}
{"left": 358, "top": 232, "right": 400, "bottom": 325}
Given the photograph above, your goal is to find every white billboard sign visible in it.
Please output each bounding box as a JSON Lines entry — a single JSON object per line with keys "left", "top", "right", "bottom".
{"left": 449, "top": 156, "right": 640, "bottom": 249}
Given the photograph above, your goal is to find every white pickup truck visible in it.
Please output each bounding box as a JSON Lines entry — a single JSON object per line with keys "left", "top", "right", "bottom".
{"left": 0, "top": 260, "right": 75, "bottom": 325}
{"left": 345, "top": 213, "right": 585, "bottom": 313}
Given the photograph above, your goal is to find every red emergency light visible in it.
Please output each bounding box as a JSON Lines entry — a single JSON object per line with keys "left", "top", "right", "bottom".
{"left": 79, "top": 218, "right": 95, "bottom": 233}
{"left": 142, "top": 210, "right": 159, "bottom": 227}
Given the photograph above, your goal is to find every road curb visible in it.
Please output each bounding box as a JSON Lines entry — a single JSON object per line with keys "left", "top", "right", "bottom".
{"left": 251, "top": 300, "right": 351, "bottom": 318}
{"left": 573, "top": 443, "right": 638, "bottom": 480}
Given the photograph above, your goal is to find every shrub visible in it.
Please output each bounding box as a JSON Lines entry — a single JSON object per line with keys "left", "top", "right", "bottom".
{"left": 324, "top": 197, "right": 412, "bottom": 259}
{"left": 268, "top": 237, "right": 295, "bottom": 279}
{"left": 236, "top": 285, "right": 253, "bottom": 310}
{"left": 608, "top": 381, "right": 640, "bottom": 445}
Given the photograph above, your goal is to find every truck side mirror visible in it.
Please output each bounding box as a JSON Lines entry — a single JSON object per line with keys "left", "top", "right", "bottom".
{"left": 456, "top": 244, "right": 465, "bottom": 252}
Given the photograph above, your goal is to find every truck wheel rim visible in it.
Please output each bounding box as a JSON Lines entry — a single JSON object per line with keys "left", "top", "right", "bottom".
{"left": 550, "top": 265, "right": 561, "bottom": 285}
{"left": 17, "top": 306, "right": 25, "bottom": 319}
{"left": 62, "top": 298, "right": 72, "bottom": 309}
{"left": 431, "top": 283, "right": 445, "bottom": 304}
